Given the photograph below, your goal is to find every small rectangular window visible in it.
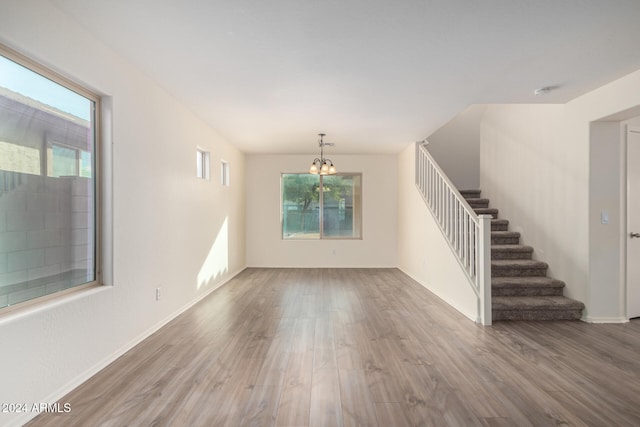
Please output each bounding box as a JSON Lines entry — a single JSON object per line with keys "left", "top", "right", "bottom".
{"left": 47, "top": 142, "right": 93, "bottom": 178}
{"left": 221, "top": 160, "right": 230, "bottom": 186}
{"left": 196, "top": 149, "right": 210, "bottom": 180}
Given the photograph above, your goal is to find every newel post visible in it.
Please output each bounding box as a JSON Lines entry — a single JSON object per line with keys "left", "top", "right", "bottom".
{"left": 478, "top": 214, "right": 492, "bottom": 325}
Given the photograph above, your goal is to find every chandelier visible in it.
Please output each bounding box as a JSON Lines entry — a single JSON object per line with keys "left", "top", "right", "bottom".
{"left": 309, "top": 133, "right": 337, "bottom": 175}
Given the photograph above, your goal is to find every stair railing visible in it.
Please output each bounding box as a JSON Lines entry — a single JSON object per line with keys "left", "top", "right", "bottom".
{"left": 415, "top": 142, "right": 492, "bottom": 325}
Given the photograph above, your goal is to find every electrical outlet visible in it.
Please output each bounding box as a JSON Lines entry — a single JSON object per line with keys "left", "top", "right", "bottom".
{"left": 156, "top": 287, "right": 161, "bottom": 301}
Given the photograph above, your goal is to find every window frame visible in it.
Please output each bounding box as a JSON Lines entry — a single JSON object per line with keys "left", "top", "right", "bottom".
{"left": 221, "top": 160, "right": 230, "bottom": 186}
{"left": 196, "top": 148, "right": 210, "bottom": 180}
{"left": 0, "top": 43, "right": 102, "bottom": 313}
{"left": 281, "top": 172, "right": 363, "bottom": 240}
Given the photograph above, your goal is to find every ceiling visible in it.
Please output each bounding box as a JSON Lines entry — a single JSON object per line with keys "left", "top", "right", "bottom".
{"left": 52, "top": 0, "right": 640, "bottom": 154}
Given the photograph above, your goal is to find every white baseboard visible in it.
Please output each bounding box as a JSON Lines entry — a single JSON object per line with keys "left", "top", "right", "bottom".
{"left": 584, "top": 316, "right": 629, "bottom": 323}
{"left": 8, "top": 267, "right": 245, "bottom": 427}
{"left": 397, "top": 267, "right": 478, "bottom": 323}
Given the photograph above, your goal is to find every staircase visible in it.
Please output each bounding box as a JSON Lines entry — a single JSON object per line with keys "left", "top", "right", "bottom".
{"left": 460, "top": 190, "right": 585, "bottom": 321}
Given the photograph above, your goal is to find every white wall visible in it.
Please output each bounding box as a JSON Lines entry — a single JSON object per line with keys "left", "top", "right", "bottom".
{"left": 479, "top": 104, "right": 582, "bottom": 291}
{"left": 396, "top": 144, "right": 478, "bottom": 321}
{"left": 479, "top": 68, "right": 640, "bottom": 322}
{"left": 567, "top": 69, "right": 640, "bottom": 322}
{"left": 0, "top": 3, "right": 245, "bottom": 426}
{"left": 588, "top": 121, "right": 625, "bottom": 321}
{"left": 586, "top": 114, "right": 640, "bottom": 322}
{"left": 246, "top": 154, "right": 397, "bottom": 267}
{"left": 425, "top": 105, "right": 485, "bottom": 190}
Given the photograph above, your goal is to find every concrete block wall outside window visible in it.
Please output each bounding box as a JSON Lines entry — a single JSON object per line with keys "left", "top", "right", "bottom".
{"left": 0, "top": 45, "right": 99, "bottom": 310}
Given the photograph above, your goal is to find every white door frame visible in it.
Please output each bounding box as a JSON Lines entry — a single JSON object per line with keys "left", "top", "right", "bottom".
{"left": 626, "top": 126, "right": 640, "bottom": 319}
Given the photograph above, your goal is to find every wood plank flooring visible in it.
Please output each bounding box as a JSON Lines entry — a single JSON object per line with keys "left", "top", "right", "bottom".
{"left": 27, "top": 268, "right": 640, "bottom": 426}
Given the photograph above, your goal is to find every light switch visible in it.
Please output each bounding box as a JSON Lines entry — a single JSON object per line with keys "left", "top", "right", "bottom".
{"left": 601, "top": 211, "right": 609, "bottom": 224}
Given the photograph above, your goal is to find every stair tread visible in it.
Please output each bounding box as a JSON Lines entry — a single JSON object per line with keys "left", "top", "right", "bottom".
{"left": 493, "top": 296, "right": 585, "bottom": 310}
{"left": 491, "top": 231, "right": 521, "bottom": 237}
{"left": 460, "top": 189, "right": 481, "bottom": 197}
{"left": 476, "top": 208, "right": 499, "bottom": 219}
{"left": 465, "top": 198, "right": 490, "bottom": 206}
{"left": 492, "top": 276, "right": 564, "bottom": 287}
{"left": 492, "top": 259, "right": 548, "bottom": 268}
{"left": 492, "top": 244, "right": 533, "bottom": 252}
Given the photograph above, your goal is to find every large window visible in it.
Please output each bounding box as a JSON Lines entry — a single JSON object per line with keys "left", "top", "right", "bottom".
{"left": 0, "top": 45, "right": 100, "bottom": 310}
{"left": 282, "top": 173, "right": 362, "bottom": 239}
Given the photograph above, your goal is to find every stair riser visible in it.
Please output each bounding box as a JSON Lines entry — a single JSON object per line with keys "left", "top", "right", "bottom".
{"left": 491, "top": 223, "right": 509, "bottom": 231}
{"left": 492, "top": 309, "right": 583, "bottom": 321}
{"left": 492, "top": 267, "right": 547, "bottom": 277}
{"left": 491, "top": 237, "right": 520, "bottom": 245}
{"left": 492, "top": 288, "right": 564, "bottom": 297}
{"left": 491, "top": 251, "right": 532, "bottom": 260}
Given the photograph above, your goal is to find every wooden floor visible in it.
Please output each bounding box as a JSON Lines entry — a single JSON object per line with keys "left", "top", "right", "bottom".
{"left": 28, "top": 268, "right": 640, "bottom": 427}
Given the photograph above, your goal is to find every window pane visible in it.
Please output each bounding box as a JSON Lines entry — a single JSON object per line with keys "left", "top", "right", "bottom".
{"left": 80, "top": 150, "right": 92, "bottom": 178}
{"left": 196, "top": 150, "right": 203, "bottom": 178}
{"left": 221, "top": 160, "right": 230, "bottom": 186}
{"left": 282, "top": 173, "right": 362, "bottom": 240}
{"left": 196, "top": 149, "right": 210, "bottom": 180}
{"left": 282, "top": 174, "right": 320, "bottom": 239}
{"left": 0, "top": 51, "right": 97, "bottom": 309}
{"left": 322, "top": 175, "right": 361, "bottom": 238}
{"left": 49, "top": 144, "right": 78, "bottom": 177}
